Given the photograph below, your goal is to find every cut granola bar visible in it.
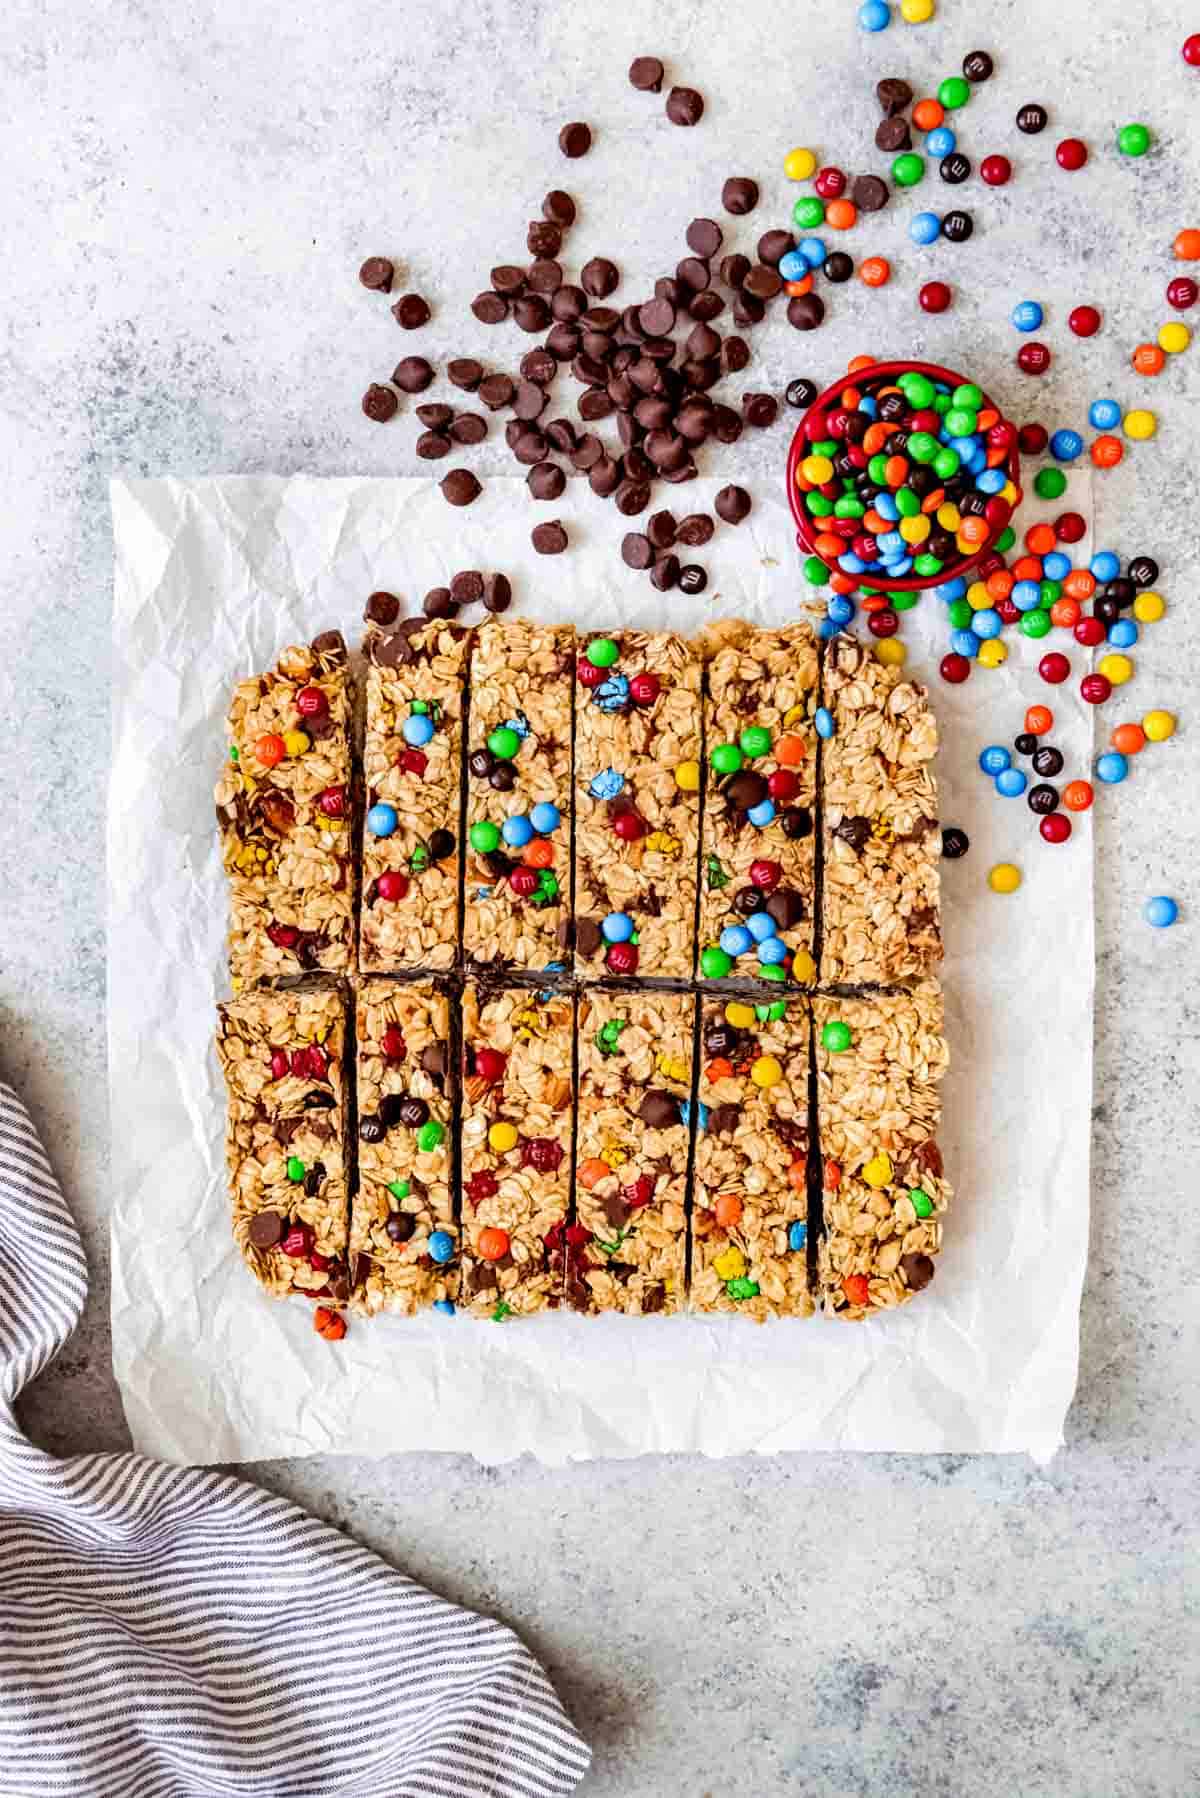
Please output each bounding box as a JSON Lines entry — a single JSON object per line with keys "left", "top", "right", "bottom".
{"left": 463, "top": 620, "right": 574, "bottom": 973}
{"left": 573, "top": 631, "right": 702, "bottom": 980}
{"left": 215, "top": 984, "right": 351, "bottom": 1303}
{"left": 214, "top": 631, "right": 355, "bottom": 984}
{"left": 571, "top": 989, "right": 695, "bottom": 1316}
{"left": 691, "top": 992, "right": 813, "bottom": 1320}
{"left": 459, "top": 983, "right": 573, "bottom": 1317}
{"left": 350, "top": 979, "right": 457, "bottom": 1316}
{"left": 813, "top": 983, "right": 950, "bottom": 1319}
{"left": 360, "top": 620, "right": 470, "bottom": 972}
{"left": 698, "top": 622, "right": 819, "bottom": 988}
{"left": 820, "top": 632, "right": 942, "bottom": 985}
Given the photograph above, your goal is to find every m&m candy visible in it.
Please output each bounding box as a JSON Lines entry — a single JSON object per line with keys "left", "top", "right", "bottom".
{"left": 1117, "top": 122, "right": 1151, "bottom": 157}
{"left": 988, "top": 863, "right": 1022, "bottom": 893}
{"left": 981, "top": 154, "right": 1012, "bottom": 186}
{"left": 1056, "top": 138, "right": 1088, "bottom": 171}
{"left": 1144, "top": 896, "right": 1178, "bottom": 928}
{"left": 1096, "top": 752, "right": 1128, "bottom": 783}
{"left": 1012, "top": 300, "right": 1044, "bottom": 333}
{"left": 1068, "top": 306, "right": 1101, "bottom": 337}
{"left": 1142, "top": 709, "right": 1176, "bottom": 741}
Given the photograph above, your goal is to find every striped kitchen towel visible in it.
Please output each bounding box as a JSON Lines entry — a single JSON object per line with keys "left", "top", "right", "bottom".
{"left": 0, "top": 1082, "right": 590, "bottom": 1797}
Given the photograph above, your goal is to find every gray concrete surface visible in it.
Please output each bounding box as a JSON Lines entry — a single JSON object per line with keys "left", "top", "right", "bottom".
{"left": 2, "top": 1, "right": 1198, "bottom": 1792}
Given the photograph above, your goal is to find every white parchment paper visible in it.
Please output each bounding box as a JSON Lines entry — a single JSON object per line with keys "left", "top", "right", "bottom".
{"left": 109, "top": 474, "right": 1094, "bottom": 1465}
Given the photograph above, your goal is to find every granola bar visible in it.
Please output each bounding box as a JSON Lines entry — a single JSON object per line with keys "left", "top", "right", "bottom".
{"left": 459, "top": 983, "right": 573, "bottom": 1317}
{"left": 698, "top": 623, "right": 819, "bottom": 988}
{"left": 360, "top": 620, "right": 470, "bottom": 972}
{"left": 215, "top": 984, "right": 351, "bottom": 1302}
{"left": 350, "top": 979, "right": 457, "bottom": 1316}
{"left": 571, "top": 989, "right": 695, "bottom": 1316}
{"left": 573, "top": 631, "right": 702, "bottom": 980}
{"left": 691, "top": 993, "right": 812, "bottom": 1320}
{"left": 820, "top": 631, "right": 942, "bottom": 985}
{"left": 214, "top": 631, "right": 355, "bottom": 984}
{"left": 812, "top": 983, "right": 950, "bottom": 1319}
{"left": 463, "top": 620, "right": 574, "bottom": 973}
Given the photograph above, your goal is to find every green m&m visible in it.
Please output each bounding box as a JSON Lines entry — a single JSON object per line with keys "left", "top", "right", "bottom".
{"left": 469, "top": 819, "right": 501, "bottom": 853}
{"left": 286, "top": 1156, "right": 306, "bottom": 1182}
{"left": 700, "top": 945, "right": 733, "bottom": 978}
{"left": 711, "top": 743, "right": 743, "bottom": 775}
{"left": 739, "top": 725, "right": 772, "bottom": 758}
{"left": 821, "top": 1020, "right": 853, "bottom": 1053}
{"left": 910, "top": 1188, "right": 934, "bottom": 1218}
{"left": 487, "top": 726, "right": 521, "bottom": 760}
{"left": 892, "top": 152, "right": 926, "bottom": 188}
{"left": 1117, "top": 122, "right": 1150, "bottom": 157}
{"left": 417, "top": 1120, "right": 445, "bottom": 1153}
{"left": 586, "top": 636, "right": 619, "bottom": 668}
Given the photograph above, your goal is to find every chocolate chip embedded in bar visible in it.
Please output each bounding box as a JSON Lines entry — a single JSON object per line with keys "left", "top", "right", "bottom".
{"left": 697, "top": 622, "right": 819, "bottom": 989}
{"left": 214, "top": 631, "right": 355, "bottom": 984}
{"left": 573, "top": 630, "right": 702, "bottom": 980}
{"left": 359, "top": 618, "right": 469, "bottom": 973}
{"left": 350, "top": 980, "right": 457, "bottom": 1317}
{"left": 571, "top": 989, "right": 695, "bottom": 1317}
{"left": 459, "top": 984, "right": 574, "bottom": 1318}
{"left": 691, "top": 993, "right": 813, "bottom": 1320}
{"left": 812, "top": 985, "right": 950, "bottom": 1319}
{"left": 819, "top": 630, "right": 942, "bottom": 985}
{"left": 216, "top": 985, "right": 351, "bottom": 1305}
{"left": 463, "top": 621, "right": 574, "bottom": 973}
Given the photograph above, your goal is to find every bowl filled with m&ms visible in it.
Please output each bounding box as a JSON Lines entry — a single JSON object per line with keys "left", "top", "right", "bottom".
{"left": 786, "top": 358, "right": 1022, "bottom": 594}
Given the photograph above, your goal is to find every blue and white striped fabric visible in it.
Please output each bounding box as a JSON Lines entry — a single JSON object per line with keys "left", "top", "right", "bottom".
{"left": 0, "top": 1083, "right": 590, "bottom": 1797}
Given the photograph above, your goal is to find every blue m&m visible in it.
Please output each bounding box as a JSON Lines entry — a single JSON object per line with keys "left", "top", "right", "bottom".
{"left": 1050, "top": 429, "right": 1083, "bottom": 461}
{"left": 1012, "top": 300, "right": 1044, "bottom": 332}
{"left": 910, "top": 211, "right": 941, "bottom": 244}
{"left": 979, "top": 744, "right": 1012, "bottom": 774}
{"left": 1089, "top": 398, "right": 1121, "bottom": 430}
{"left": 996, "top": 767, "right": 1028, "bottom": 797}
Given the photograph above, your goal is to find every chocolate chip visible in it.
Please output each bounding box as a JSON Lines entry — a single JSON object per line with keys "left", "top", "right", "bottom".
{"left": 615, "top": 479, "right": 651, "bottom": 516}
{"left": 482, "top": 575, "right": 510, "bottom": 618}
{"left": 527, "top": 460, "right": 566, "bottom": 500}
{"left": 719, "top": 254, "right": 750, "bottom": 291}
{"left": 688, "top": 290, "right": 726, "bottom": 322}
{"left": 639, "top": 296, "right": 676, "bottom": 336}
{"left": 475, "top": 375, "right": 512, "bottom": 412}
{"left": 513, "top": 428, "right": 549, "bottom": 464}
{"left": 471, "top": 291, "right": 507, "bottom": 324}
{"left": 876, "top": 116, "right": 912, "bottom": 152}
{"left": 572, "top": 432, "right": 604, "bottom": 470}
{"left": 824, "top": 251, "right": 854, "bottom": 282}
{"left": 604, "top": 1193, "right": 631, "bottom": 1230}
{"left": 711, "top": 403, "right": 742, "bottom": 445}
{"left": 645, "top": 510, "right": 676, "bottom": 550}
{"left": 588, "top": 454, "right": 622, "bottom": 495}
{"left": 639, "top": 1089, "right": 680, "bottom": 1129}
{"left": 423, "top": 586, "right": 456, "bottom": 619}
{"left": 743, "top": 392, "right": 778, "bottom": 428}
{"left": 513, "top": 380, "right": 547, "bottom": 422}
{"left": 546, "top": 322, "right": 581, "bottom": 361}
{"left": 687, "top": 217, "right": 723, "bottom": 258}
{"left": 559, "top": 121, "right": 592, "bottom": 158}
{"left": 362, "top": 384, "right": 398, "bottom": 422}
{"left": 359, "top": 256, "right": 394, "bottom": 292}
{"left": 719, "top": 337, "right": 749, "bottom": 376}
{"left": 514, "top": 294, "right": 551, "bottom": 333}
{"left": 629, "top": 55, "right": 665, "bottom": 91}
{"left": 552, "top": 286, "right": 587, "bottom": 324}
{"left": 901, "top": 1252, "right": 936, "bottom": 1291}
{"left": 581, "top": 257, "right": 619, "bottom": 298}
{"left": 786, "top": 378, "right": 818, "bottom": 408}
{"left": 545, "top": 418, "right": 577, "bottom": 453}
{"left": 440, "top": 469, "right": 481, "bottom": 507}
{"left": 449, "top": 570, "right": 484, "bottom": 605}
{"left": 527, "top": 220, "right": 563, "bottom": 259}
{"left": 787, "top": 292, "right": 826, "bottom": 330}
{"left": 579, "top": 389, "right": 614, "bottom": 423}
{"left": 521, "top": 348, "right": 558, "bottom": 386}
{"left": 714, "top": 483, "right": 751, "bottom": 525}
{"left": 676, "top": 256, "right": 710, "bottom": 293}
{"left": 678, "top": 564, "right": 707, "bottom": 594}
{"left": 416, "top": 431, "right": 451, "bottom": 460}
{"left": 757, "top": 229, "right": 795, "bottom": 267}
{"left": 451, "top": 412, "right": 487, "bottom": 445}
{"left": 722, "top": 176, "right": 759, "bottom": 216}
{"left": 532, "top": 520, "right": 568, "bottom": 555}
{"left": 677, "top": 512, "right": 714, "bottom": 546}
{"left": 743, "top": 263, "right": 783, "bottom": 301}
{"left": 542, "top": 189, "right": 577, "bottom": 227}
{"left": 877, "top": 77, "right": 913, "bottom": 115}
{"left": 666, "top": 85, "right": 704, "bottom": 126}
{"left": 766, "top": 887, "right": 805, "bottom": 929}
{"left": 852, "top": 174, "right": 890, "bottom": 212}
{"left": 392, "top": 293, "right": 431, "bottom": 329}
{"left": 364, "top": 590, "right": 402, "bottom": 627}
{"left": 709, "top": 1104, "right": 741, "bottom": 1135}
{"left": 248, "top": 1210, "right": 283, "bottom": 1248}
{"left": 622, "top": 532, "right": 654, "bottom": 570}
{"left": 444, "top": 358, "right": 479, "bottom": 392}
{"left": 649, "top": 554, "right": 679, "bottom": 591}
{"left": 723, "top": 770, "right": 768, "bottom": 812}
{"left": 416, "top": 403, "right": 453, "bottom": 430}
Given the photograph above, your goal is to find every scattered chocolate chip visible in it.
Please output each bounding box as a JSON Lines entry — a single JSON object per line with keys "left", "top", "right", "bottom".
{"left": 877, "top": 76, "right": 913, "bottom": 115}
{"left": 472, "top": 291, "right": 508, "bottom": 324}
{"left": 449, "top": 570, "right": 484, "bottom": 605}
{"left": 615, "top": 479, "right": 651, "bottom": 516}
{"left": 572, "top": 433, "right": 604, "bottom": 470}
{"left": 416, "top": 403, "right": 453, "bottom": 430}
{"left": 579, "top": 388, "right": 614, "bottom": 423}
{"left": 650, "top": 554, "right": 679, "bottom": 591}
{"left": 743, "top": 392, "right": 779, "bottom": 428}
{"left": 644, "top": 510, "right": 675, "bottom": 550}
{"left": 422, "top": 586, "right": 456, "bottom": 619}
{"left": 545, "top": 418, "right": 577, "bottom": 453}
{"left": 392, "top": 292, "right": 431, "bottom": 329}
{"left": 688, "top": 289, "right": 725, "bottom": 322}
{"left": 531, "top": 520, "right": 568, "bottom": 555}
{"left": 901, "top": 1252, "right": 936, "bottom": 1291}
{"left": 361, "top": 382, "right": 403, "bottom": 429}
{"left": 447, "top": 358, "right": 483, "bottom": 391}
{"left": 248, "top": 1210, "right": 283, "bottom": 1247}
{"left": 757, "top": 229, "right": 795, "bottom": 267}
{"left": 553, "top": 284, "right": 587, "bottom": 322}
{"left": 359, "top": 256, "right": 394, "bottom": 292}
{"left": 478, "top": 373, "right": 515, "bottom": 410}
{"left": 714, "top": 484, "right": 751, "bottom": 526}
{"left": 666, "top": 85, "right": 704, "bottom": 126}
{"left": 450, "top": 412, "right": 487, "bottom": 445}
{"left": 513, "top": 428, "right": 550, "bottom": 464}
{"left": 482, "top": 573, "right": 512, "bottom": 614}
{"left": 675, "top": 256, "right": 710, "bottom": 294}
{"left": 721, "top": 176, "right": 759, "bottom": 216}
{"left": 629, "top": 55, "right": 665, "bottom": 91}
{"left": 521, "top": 348, "right": 558, "bottom": 386}
{"left": 711, "top": 403, "right": 742, "bottom": 445}
{"left": 364, "top": 590, "right": 402, "bottom": 627}
{"left": 687, "top": 217, "right": 723, "bottom": 258}
{"left": 514, "top": 380, "right": 548, "bottom": 421}
{"left": 876, "top": 116, "right": 912, "bottom": 153}
{"left": 583, "top": 257, "right": 621, "bottom": 300}
{"left": 514, "top": 294, "right": 552, "bottom": 333}
{"left": 416, "top": 430, "right": 451, "bottom": 460}
{"left": 852, "top": 174, "right": 890, "bottom": 212}
{"left": 546, "top": 322, "right": 581, "bottom": 360}
{"left": 392, "top": 356, "right": 434, "bottom": 393}
{"left": 717, "top": 337, "right": 748, "bottom": 376}
{"left": 559, "top": 121, "right": 592, "bottom": 158}
{"left": 542, "top": 188, "right": 576, "bottom": 226}
{"left": 787, "top": 292, "right": 826, "bottom": 330}
{"left": 622, "top": 532, "right": 654, "bottom": 570}
{"left": 527, "top": 460, "right": 566, "bottom": 500}
{"left": 720, "top": 253, "right": 751, "bottom": 290}
{"left": 527, "top": 220, "right": 563, "bottom": 259}
{"left": 440, "top": 469, "right": 481, "bottom": 507}
{"left": 492, "top": 265, "right": 527, "bottom": 296}
{"left": 677, "top": 512, "right": 714, "bottom": 547}
{"left": 639, "top": 296, "right": 676, "bottom": 336}
{"left": 678, "top": 563, "right": 707, "bottom": 594}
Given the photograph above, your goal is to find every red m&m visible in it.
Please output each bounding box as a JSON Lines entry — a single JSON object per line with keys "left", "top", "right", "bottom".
{"left": 1056, "top": 138, "right": 1088, "bottom": 170}
{"left": 1068, "top": 305, "right": 1101, "bottom": 337}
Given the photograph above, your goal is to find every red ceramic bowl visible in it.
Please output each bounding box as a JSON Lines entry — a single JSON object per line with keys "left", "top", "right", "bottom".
{"left": 785, "top": 358, "right": 1022, "bottom": 593}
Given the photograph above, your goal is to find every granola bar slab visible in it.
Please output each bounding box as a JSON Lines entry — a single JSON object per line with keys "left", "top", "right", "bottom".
{"left": 571, "top": 989, "right": 695, "bottom": 1316}
{"left": 573, "top": 631, "right": 702, "bottom": 980}
{"left": 360, "top": 620, "right": 470, "bottom": 973}
{"left": 214, "top": 631, "right": 355, "bottom": 985}
{"left": 463, "top": 620, "right": 574, "bottom": 973}
{"left": 215, "top": 984, "right": 351, "bottom": 1303}
{"left": 350, "top": 979, "right": 456, "bottom": 1316}
{"left": 813, "top": 983, "right": 950, "bottom": 1319}
{"left": 691, "top": 992, "right": 812, "bottom": 1320}
{"left": 698, "top": 623, "right": 820, "bottom": 988}
{"left": 459, "top": 984, "right": 573, "bottom": 1317}
{"left": 820, "top": 631, "right": 942, "bottom": 985}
